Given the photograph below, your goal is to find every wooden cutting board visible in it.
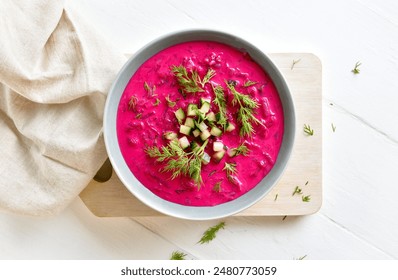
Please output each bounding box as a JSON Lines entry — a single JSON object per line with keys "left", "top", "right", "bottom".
{"left": 79, "top": 53, "right": 322, "bottom": 217}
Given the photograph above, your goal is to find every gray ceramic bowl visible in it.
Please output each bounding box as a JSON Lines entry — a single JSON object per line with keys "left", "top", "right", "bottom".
{"left": 104, "top": 30, "right": 295, "bottom": 220}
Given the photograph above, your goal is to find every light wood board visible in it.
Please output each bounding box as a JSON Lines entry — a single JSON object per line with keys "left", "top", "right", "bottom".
{"left": 79, "top": 53, "right": 322, "bottom": 217}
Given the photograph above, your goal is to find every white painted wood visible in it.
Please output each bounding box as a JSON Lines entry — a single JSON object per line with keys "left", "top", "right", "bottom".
{"left": 1, "top": 0, "right": 398, "bottom": 260}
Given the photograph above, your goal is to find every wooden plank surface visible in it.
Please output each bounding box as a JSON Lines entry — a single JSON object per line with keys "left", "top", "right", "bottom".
{"left": 79, "top": 53, "right": 322, "bottom": 217}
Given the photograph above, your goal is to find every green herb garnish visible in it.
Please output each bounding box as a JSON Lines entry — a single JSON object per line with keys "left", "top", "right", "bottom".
{"left": 198, "top": 222, "right": 225, "bottom": 244}
{"left": 144, "top": 81, "right": 156, "bottom": 96}
{"left": 199, "top": 68, "right": 216, "bottom": 88}
{"left": 226, "top": 81, "right": 260, "bottom": 137}
{"left": 244, "top": 80, "right": 257, "bottom": 87}
{"left": 213, "top": 181, "right": 222, "bottom": 192}
{"left": 303, "top": 124, "right": 314, "bottom": 136}
{"left": 153, "top": 98, "right": 161, "bottom": 106}
{"left": 229, "top": 143, "right": 250, "bottom": 157}
{"left": 352, "top": 61, "right": 361, "bottom": 74}
{"left": 223, "top": 162, "right": 237, "bottom": 182}
{"left": 165, "top": 95, "right": 176, "bottom": 107}
{"left": 171, "top": 65, "right": 214, "bottom": 94}
{"left": 302, "top": 195, "right": 311, "bottom": 202}
{"left": 212, "top": 85, "right": 228, "bottom": 130}
{"left": 292, "top": 186, "right": 303, "bottom": 196}
{"left": 331, "top": 123, "right": 336, "bottom": 132}
{"left": 274, "top": 194, "right": 278, "bottom": 201}
{"left": 291, "top": 58, "right": 301, "bottom": 70}
{"left": 170, "top": 251, "right": 187, "bottom": 260}
{"left": 171, "top": 65, "right": 203, "bottom": 94}
{"left": 297, "top": 255, "right": 307, "bottom": 260}
{"left": 128, "top": 95, "right": 138, "bottom": 110}
{"left": 145, "top": 139, "right": 209, "bottom": 188}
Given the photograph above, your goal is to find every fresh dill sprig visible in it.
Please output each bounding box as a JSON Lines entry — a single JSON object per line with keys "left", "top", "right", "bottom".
{"left": 226, "top": 81, "right": 260, "bottom": 137}
{"left": 198, "top": 222, "right": 225, "bottom": 244}
{"left": 199, "top": 68, "right": 216, "bottom": 88}
{"left": 165, "top": 95, "right": 176, "bottom": 107}
{"left": 223, "top": 162, "right": 237, "bottom": 182}
{"left": 171, "top": 65, "right": 215, "bottom": 94}
{"left": 153, "top": 98, "right": 161, "bottom": 106}
{"left": 170, "top": 251, "right": 187, "bottom": 260}
{"left": 303, "top": 124, "right": 314, "bottom": 136}
{"left": 352, "top": 61, "right": 361, "bottom": 74}
{"left": 291, "top": 58, "right": 301, "bottom": 70}
{"left": 144, "top": 81, "right": 156, "bottom": 96}
{"left": 171, "top": 65, "right": 203, "bottom": 94}
{"left": 212, "top": 85, "right": 228, "bottom": 130}
{"left": 128, "top": 95, "right": 138, "bottom": 110}
{"left": 331, "top": 123, "right": 336, "bottom": 132}
{"left": 145, "top": 139, "right": 209, "bottom": 188}
{"left": 302, "top": 195, "right": 311, "bottom": 202}
{"left": 244, "top": 80, "right": 257, "bottom": 87}
{"left": 292, "top": 186, "right": 303, "bottom": 196}
{"left": 296, "top": 255, "right": 307, "bottom": 260}
{"left": 213, "top": 181, "right": 222, "bottom": 192}
{"left": 274, "top": 194, "right": 278, "bottom": 201}
{"left": 229, "top": 143, "right": 250, "bottom": 157}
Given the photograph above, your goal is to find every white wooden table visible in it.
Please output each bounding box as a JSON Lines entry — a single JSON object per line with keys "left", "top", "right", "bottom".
{"left": 1, "top": 0, "right": 397, "bottom": 260}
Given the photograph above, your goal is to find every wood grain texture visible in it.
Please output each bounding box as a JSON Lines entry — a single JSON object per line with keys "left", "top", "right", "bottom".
{"left": 79, "top": 53, "right": 322, "bottom": 217}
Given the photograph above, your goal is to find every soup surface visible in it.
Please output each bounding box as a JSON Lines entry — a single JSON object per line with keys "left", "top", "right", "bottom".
{"left": 117, "top": 41, "right": 284, "bottom": 206}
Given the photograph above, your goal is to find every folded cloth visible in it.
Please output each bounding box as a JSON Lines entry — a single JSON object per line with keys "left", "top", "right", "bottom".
{"left": 0, "top": 0, "right": 126, "bottom": 215}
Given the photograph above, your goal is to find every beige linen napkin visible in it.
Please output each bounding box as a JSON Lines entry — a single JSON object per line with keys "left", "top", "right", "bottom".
{"left": 0, "top": 0, "right": 126, "bottom": 215}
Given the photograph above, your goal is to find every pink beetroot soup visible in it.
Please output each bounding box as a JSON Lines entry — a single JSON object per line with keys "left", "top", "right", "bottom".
{"left": 116, "top": 41, "right": 284, "bottom": 206}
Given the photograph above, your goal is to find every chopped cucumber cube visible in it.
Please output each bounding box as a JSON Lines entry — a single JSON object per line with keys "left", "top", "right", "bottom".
{"left": 199, "top": 101, "right": 210, "bottom": 114}
{"left": 213, "top": 141, "right": 224, "bottom": 152}
{"left": 187, "top": 104, "right": 198, "bottom": 116}
{"left": 175, "top": 108, "right": 185, "bottom": 124}
{"left": 226, "top": 122, "right": 236, "bottom": 132}
{"left": 197, "top": 121, "right": 208, "bottom": 132}
{"left": 178, "top": 136, "right": 190, "bottom": 149}
{"left": 202, "top": 152, "right": 211, "bottom": 165}
{"left": 179, "top": 125, "right": 192, "bottom": 136}
{"left": 200, "top": 97, "right": 211, "bottom": 105}
{"left": 210, "top": 126, "right": 222, "bottom": 137}
{"left": 184, "top": 117, "right": 195, "bottom": 128}
{"left": 212, "top": 150, "right": 225, "bottom": 162}
{"left": 206, "top": 112, "right": 216, "bottom": 122}
{"left": 164, "top": 131, "right": 177, "bottom": 140}
{"left": 200, "top": 129, "right": 211, "bottom": 141}
{"left": 192, "top": 129, "right": 201, "bottom": 138}
{"left": 228, "top": 148, "right": 237, "bottom": 157}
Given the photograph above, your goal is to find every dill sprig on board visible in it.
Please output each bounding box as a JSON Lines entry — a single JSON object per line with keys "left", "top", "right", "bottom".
{"left": 145, "top": 139, "right": 209, "bottom": 188}
{"left": 171, "top": 66, "right": 215, "bottom": 94}
{"left": 212, "top": 85, "right": 228, "bottom": 130}
{"left": 303, "top": 124, "right": 314, "bottom": 136}
{"left": 226, "top": 81, "right": 260, "bottom": 137}
{"left": 198, "top": 222, "right": 226, "bottom": 244}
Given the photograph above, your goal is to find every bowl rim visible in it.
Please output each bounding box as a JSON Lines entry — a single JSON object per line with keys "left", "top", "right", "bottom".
{"left": 104, "top": 29, "right": 296, "bottom": 220}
